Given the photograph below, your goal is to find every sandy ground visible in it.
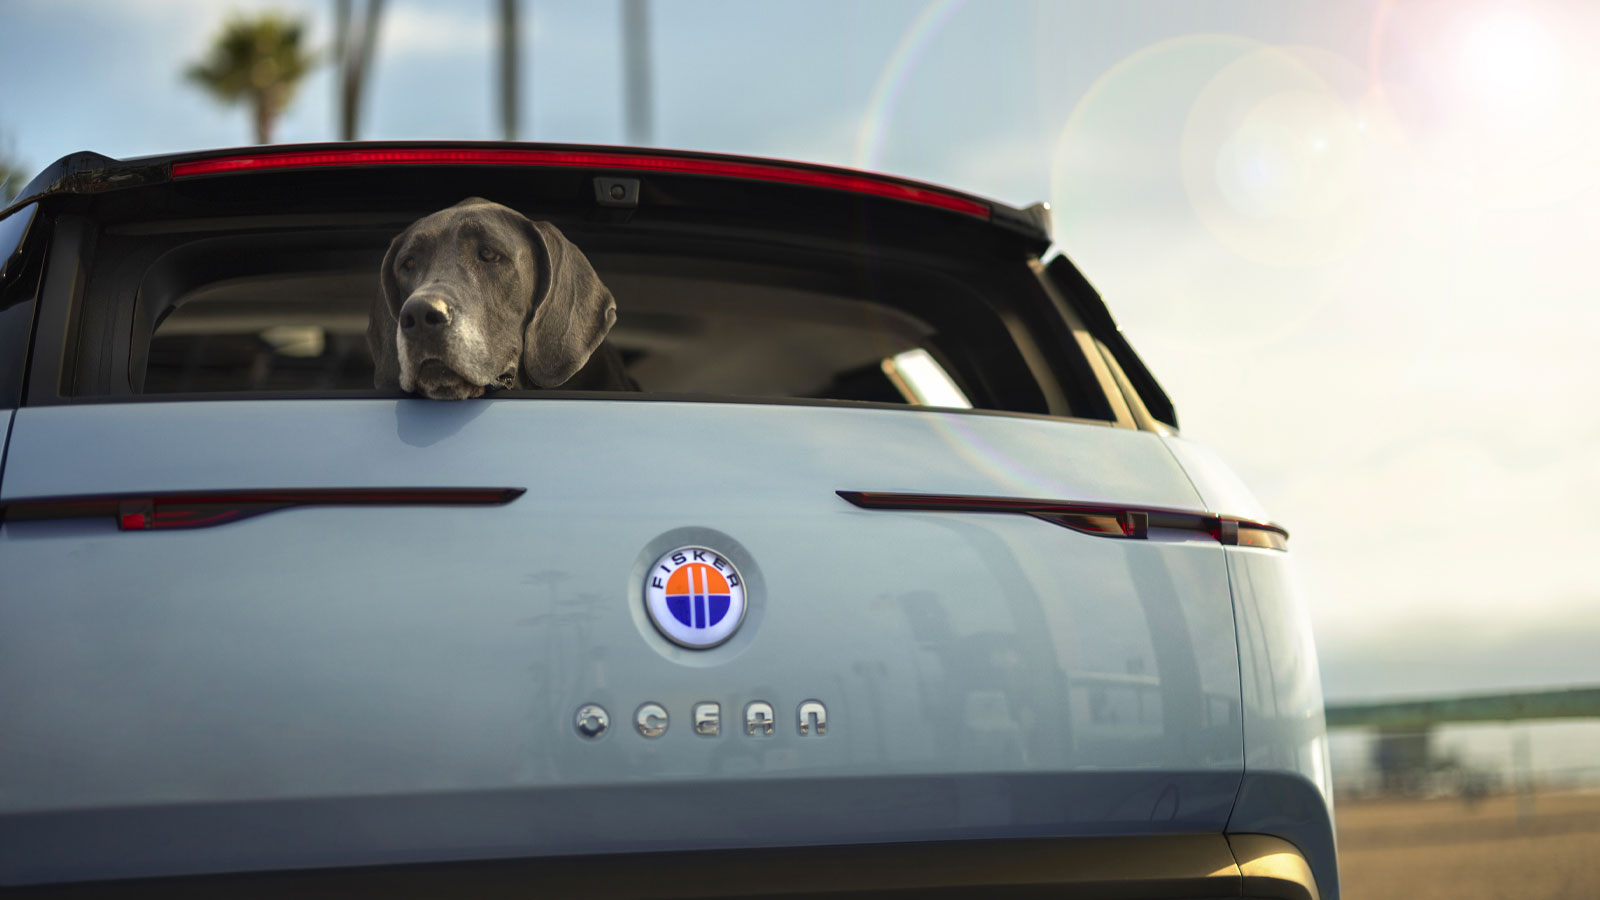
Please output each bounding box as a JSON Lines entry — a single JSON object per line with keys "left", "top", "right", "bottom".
{"left": 1335, "top": 791, "right": 1600, "bottom": 899}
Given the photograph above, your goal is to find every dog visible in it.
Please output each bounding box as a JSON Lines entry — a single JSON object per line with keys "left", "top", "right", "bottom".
{"left": 368, "top": 198, "right": 634, "bottom": 399}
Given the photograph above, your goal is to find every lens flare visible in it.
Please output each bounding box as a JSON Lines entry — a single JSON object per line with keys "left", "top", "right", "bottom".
{"left": 1181, "top": 46, "right": 1386, "bottom": 269}
{"left": 1367, "top": 0, "right": 1599, "bottom": 207}
{"left": 1457, "top": 11, "right": 1561, "bottom": 118}
{"left": 853, "top": 0, "right": 967, "bottom": 170}
{"left": 1049, "top": 37, "right": 1409, "bottom": 353}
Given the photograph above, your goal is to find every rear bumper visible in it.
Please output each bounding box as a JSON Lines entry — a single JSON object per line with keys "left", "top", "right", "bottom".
{"left": 2, "top": 833, "right": 1319, "bottom": 899}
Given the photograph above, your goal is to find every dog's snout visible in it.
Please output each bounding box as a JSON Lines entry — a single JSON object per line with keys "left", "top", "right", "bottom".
{"left": 399, "top": 295, "right": 453, "bottom": 333}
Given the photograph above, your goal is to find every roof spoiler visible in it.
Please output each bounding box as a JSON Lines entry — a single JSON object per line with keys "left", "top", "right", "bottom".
{"left": 2, "top": 143, "right": 1052, "bottom": 246}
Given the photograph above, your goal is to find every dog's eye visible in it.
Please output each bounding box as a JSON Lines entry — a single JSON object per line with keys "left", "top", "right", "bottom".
{"left": 478, "top": 247, "right": 502, "bottom": 263}
{"left": 399, "top": 256, "right": 416, "bottom": 273}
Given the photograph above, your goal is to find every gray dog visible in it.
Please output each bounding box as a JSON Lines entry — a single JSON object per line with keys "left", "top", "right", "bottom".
{"left": 368, "top": 198, "right": 632, "bottom": 399}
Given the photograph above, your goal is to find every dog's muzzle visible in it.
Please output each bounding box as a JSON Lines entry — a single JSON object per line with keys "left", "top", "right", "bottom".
{"left": 396, "top": 293, "right": 485, "bottom": 399}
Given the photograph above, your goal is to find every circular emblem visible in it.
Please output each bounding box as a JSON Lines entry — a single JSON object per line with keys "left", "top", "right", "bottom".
{"left": 644, "top": 546, "right": 747, "bottom": 649}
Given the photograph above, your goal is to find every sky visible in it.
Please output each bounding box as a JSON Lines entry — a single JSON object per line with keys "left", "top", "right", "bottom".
{"left": 3, "top": 0, "right": 1598, "bottom": 704}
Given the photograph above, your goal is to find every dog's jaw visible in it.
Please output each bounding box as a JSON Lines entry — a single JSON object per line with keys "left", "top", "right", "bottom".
{"left": 396, "top": 321, "right": 508, "bottom": 399}
{"left": 409, "top": 358, "right": 488, "bottom": 400}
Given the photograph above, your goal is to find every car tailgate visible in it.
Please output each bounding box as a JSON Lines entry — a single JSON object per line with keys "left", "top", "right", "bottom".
{"left": 0, "top": 398, "right": 1242, "bottom": 884}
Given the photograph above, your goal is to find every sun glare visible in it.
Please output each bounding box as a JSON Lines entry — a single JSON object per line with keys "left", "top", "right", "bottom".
{"left": 1457, "top": 11, "right": 1561, "bottom": 116}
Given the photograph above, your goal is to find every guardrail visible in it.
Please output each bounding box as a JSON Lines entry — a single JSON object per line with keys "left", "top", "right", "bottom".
{"left": 1325, "top": 686, "right": 1600, "bottom": 730}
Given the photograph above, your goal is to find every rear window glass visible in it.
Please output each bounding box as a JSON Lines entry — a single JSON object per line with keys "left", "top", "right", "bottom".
{"left": 142, "top": 261, "right": 965, "bottom": 406}
{"left": 55, "top": 202, "right": 1074, "bottom": 417}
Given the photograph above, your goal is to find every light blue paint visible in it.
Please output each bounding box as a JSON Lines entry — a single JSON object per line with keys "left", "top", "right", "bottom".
{"left": 1162, "top": 435, "right": 1339, "bottom": 898}
{"left": 0, "top": 398, "right": 1250, "bottom": 883}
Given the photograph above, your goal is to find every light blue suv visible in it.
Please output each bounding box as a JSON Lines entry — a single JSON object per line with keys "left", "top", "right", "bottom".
{"left": 0, "top": 144, "right": 1335, "bottom": 898}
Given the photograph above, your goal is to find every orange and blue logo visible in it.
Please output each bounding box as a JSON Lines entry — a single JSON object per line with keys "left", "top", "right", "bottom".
{"left": 644, "top": 546, "right": 747, "bottom": 648}
{"left": 665, "top": 563, "right": 733, "bottom": 629}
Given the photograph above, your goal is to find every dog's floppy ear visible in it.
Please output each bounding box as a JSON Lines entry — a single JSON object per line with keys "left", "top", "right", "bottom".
{"left": 367, "top": 228, "right": 408, "bottom": 389}
{"left": 522, "top": 220, "right": 617, "bottom": 388}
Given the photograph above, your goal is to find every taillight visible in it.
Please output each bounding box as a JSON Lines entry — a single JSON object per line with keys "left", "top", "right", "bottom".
{"left": 1235, "top": 526, "right": 1289, "bottom": 551}
{"left": 1, "top": 488, "right": 524, "bottom": 531}
{"left": 168, "top": 147, "right": 992, "bottom": 220}
{"left": 837, "top": 491, "right": 1288, "bottom": 550}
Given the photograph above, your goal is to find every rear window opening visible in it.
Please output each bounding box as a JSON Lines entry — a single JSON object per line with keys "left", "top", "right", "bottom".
{"left": 141, "top": 261, "right": 976, "bottom": 408}
{"left": 39, "top": 169, "right": 1105, "bottom": 419}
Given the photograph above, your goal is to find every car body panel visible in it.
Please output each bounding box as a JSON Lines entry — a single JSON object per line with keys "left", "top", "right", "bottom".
{"left": 1158, "top": 433, "right": 1271, "bottom": 524}
{"left": 1226, "top": 548, "right": 1337, "bottom": 899}
{"left": 0, "top": 398, "right": 1245, "bottom": 883}
{"left": 8, "top": 400, "right": 1187, "bottom": 503}
{"left": 1159, "top": 433, "right": 1337, "bottom": 897}
{"left": 0, "top": 144, "right": 1337, "bottom": 897}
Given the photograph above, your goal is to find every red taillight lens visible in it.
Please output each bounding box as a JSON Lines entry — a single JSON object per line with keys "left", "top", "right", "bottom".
{"left": 2, "top": 488, "right": 524, "bottom": 531}
{"left": 168, "top": 147, "right": 992, "bottom": 220}
{"left": 837, "top": 491, "right": 1288, "bottom": 550}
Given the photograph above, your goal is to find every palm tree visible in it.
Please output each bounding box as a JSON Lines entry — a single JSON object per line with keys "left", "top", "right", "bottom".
{"left": 0, "top": 129, "right": 25, "bottom": 202}
{"left": 499, "top": 0, "right": 519, "bottom": 140}
{"left": 333, "top": 0, "right": 386, "bottom": 140}
{"left": 0, "top": 156, "right": 23, "bottom": 204}
{"left": 1, "top": 161, "right": 23, "bottom": 203}
{"left": 186, "top": 14, "right": 317, "bottom": 144}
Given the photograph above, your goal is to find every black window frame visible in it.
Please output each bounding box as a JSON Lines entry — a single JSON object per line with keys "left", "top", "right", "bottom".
{"left": 0, "top": 203, "right": 45, "bottom": 411}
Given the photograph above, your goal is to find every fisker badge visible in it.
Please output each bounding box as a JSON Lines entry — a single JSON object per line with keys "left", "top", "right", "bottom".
{"left": 644, "top": 546, "right": 747, "bottom": 648}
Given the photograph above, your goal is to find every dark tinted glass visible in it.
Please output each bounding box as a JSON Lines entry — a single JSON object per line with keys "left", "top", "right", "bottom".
{"left": 0, "top": 204, "right": 41, "bottom": 408}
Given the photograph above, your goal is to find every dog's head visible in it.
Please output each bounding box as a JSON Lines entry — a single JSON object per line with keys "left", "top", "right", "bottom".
{"left": 367, "top": 198, "right": 617, "bottom": 399}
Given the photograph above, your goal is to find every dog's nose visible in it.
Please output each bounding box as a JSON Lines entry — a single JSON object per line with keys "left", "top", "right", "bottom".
{"left": 399, "top": 295, "right": 452, "bottom": 333}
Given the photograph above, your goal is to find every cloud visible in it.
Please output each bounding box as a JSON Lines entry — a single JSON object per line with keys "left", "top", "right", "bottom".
{"left": 1320, "top": 616, "right": 1600, "bottom": 701}
{"left": 379, "top": 2, "right": 493, "bottom": 60}
{"left": 1287, "top": 437, "right": 1598, "bottom": 631}
{"left": 18, "top": 0, "right": 327, "bottom": 60}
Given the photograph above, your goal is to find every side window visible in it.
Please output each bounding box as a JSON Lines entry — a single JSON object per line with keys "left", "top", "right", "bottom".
{"left": 0, "top": 204, "right": 41, "bottom": 409}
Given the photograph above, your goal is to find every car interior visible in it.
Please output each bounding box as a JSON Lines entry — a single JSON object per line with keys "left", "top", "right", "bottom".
{"left": 142, "top": 260, "right": 958, "bottom": 403}
{"left": 67, "top": 219, "right": 1060, "bottom": 415}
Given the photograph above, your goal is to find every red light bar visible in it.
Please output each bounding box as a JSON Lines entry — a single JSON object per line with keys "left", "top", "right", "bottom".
{"left": 837, "top": 491, "right": 1288, "bottom": 550}
{"left": 1, "top": 487, "right": 524, "bottom": 531}
{"left": 168, "top": 147, "right": 992, "bottom": 220}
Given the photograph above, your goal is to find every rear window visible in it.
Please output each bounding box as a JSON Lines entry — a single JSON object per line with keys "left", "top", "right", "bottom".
{"left": 136, "top": 240, "right": 981, "bottom": 407}
{"left": 36, "top": 174, "right": 1103, "bottom": 419}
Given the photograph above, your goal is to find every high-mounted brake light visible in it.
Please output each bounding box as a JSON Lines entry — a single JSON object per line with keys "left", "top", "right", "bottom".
{"left": 837, "top": 491, "right": 1288, "bottom": 550}
{"left": 1, "top": 488, "right": 524, "bottom": 531}
{"left": 168, "top": 147, "right": 992, "bottom": 220}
